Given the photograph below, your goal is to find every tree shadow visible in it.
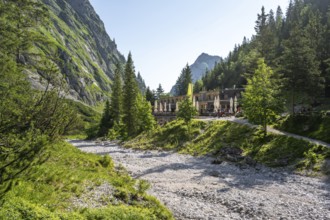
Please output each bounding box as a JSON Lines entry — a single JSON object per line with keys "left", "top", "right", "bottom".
{"left": 69, "top": 140, "right": 119, "bottom": 148}
{"left": 95, "top": 150, "right": 129, "bottom": 155}
{"left": 139, "top": 152, "right": 172, "bottom": 159}
{"left": 133, "top": 153, "right": 291, "bottom": 190}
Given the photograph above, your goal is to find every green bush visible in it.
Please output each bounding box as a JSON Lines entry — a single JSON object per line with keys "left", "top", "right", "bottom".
{"left": 83, "top": 206, "right": 158, "bottom": 220}
{"left": 0, "top": 197, "right": 59, "bottom": 220}
{"left": 98, "top": 155, "right": 114, "bottom": 169}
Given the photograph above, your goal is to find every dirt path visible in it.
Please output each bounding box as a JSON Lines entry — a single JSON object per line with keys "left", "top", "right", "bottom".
{"left": 198, "top": 116, "right": 330, "bottom": 148}
{"left": 71, "top": 140, "right": 330, "bottom": 220}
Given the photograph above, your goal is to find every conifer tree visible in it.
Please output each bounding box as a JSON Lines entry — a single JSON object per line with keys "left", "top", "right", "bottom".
{"left": 0, "top": 0, "right": 48, "bottom": 64}
{"left": 175, "top": 64, "right": 193, "bottom": 95}
{"left": 281, "top": 19, "right": 323, "bottom": 113}
{"left": 122, "top": 52, "right": 139, "bottom": 137}
{"left": 254, "top": 6, "right": 268, "bottom": 57}
{"left": 275, "top": 6, "right": 284, "bottom": 32}
{"left": 110, "top": 63, "right": 123, "bottom": 124}
{"left": 156, "top": 83, "right": 164, "bottom": 98}
{"left": 99, "top": 100, "right": 112, "bottom": 136}
{"left": 0, "top": 0, "right": 78, "bottom": 191}
{"left": 324, "top": 7, "right": 330, "bottom": 96}
{"left": 145, "top": 86, "right": 155, "bottom": 105}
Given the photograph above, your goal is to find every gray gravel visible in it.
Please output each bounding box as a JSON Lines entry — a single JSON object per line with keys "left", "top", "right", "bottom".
{"left": 71, "top": 140, "right": 330, "bottom": 220}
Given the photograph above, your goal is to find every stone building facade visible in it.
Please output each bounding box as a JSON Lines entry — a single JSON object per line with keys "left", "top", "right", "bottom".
{"left": 154, "top": 88, "right": 244, "bottom": 115}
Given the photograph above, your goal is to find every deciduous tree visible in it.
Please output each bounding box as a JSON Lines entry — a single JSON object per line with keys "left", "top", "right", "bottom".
{"left": 242, "top": 58, "right": 284, "bottom": 136}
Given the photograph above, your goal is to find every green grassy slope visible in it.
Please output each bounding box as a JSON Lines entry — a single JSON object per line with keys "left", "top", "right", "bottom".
{"left": 0, "top": 142, "right": 173, "bottom": 220}
{"left": 275, "top": 114, "right": 330, "bottom": 144}
{"left": 125, "top": 120, "right": 330, "bottom": 175}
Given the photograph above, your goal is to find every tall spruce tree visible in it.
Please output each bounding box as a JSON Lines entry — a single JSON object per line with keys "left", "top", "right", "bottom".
{"left": 0, "top": 0, "right": 78, "bottom": 192}
{"left": 281, "top": 20, "right": 323, "bottom": 113}
{"left": 110, "top": 63, "right": 123, "bottom": 124}
{"left": 99, "top": 100, "right": 112, "bottom": 136}
{"left": 0, "top": 0, "right": 48, "bottom": 64}
{"left": 324, "top": 7, "right": 330, "bottom": 96}
{"left": 145, "top": 86, "right": 155, "bottom": 105}
{"left": 156, "top": 83, "right": 164, "bottom": 98}
{"left": 175, "top": 64, "right": 192, "bottom": 95}
{"left": 122, "top": 53, "right": 139, "bottom": 137}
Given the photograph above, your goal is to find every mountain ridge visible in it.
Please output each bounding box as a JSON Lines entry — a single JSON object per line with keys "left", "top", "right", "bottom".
{"left": 190, "top": 53, "right": 221, "bottom": 82}
{"left": 30, "top": 0, "right": 126, "bottom": 104}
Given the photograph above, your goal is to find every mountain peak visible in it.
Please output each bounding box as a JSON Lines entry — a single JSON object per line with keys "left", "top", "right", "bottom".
{"left": 170, "top": 53, "right": 222, "bottom": 95}
{"left": 196, "top": 53, "right": 221, "bottom": 64}
{"left": 190, "top": 53, "right": 222, "bottom": 82}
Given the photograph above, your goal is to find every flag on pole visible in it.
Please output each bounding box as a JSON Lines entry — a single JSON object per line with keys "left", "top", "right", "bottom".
{"left": 187, "top": 83, "right": 193, "bottom": 97}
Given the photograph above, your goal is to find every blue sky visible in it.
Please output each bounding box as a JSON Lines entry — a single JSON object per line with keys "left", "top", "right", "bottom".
{"left": 89, "top": 0, "right": 289, "bottom": 92}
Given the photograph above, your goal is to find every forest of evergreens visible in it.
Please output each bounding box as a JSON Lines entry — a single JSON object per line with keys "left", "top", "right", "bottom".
{"left": 196, "top": 0, "right": 330, "bottom": 113}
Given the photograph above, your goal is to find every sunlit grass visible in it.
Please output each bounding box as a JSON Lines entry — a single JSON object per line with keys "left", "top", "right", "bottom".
{"left": 126, "top": 119, "right": 330, "bottom": 175}
{"left": 0, "top": 142, "right": 173, "bottom": 220}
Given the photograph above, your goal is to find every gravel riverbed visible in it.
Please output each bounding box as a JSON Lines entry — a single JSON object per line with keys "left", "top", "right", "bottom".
{"left": 71, "top": 140, "right": 330, "bottom": 220}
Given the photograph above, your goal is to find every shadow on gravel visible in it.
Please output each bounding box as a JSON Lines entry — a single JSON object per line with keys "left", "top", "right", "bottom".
{"left": 135, "top": 156, "right": 291, "bottom": 189}
{"left": 95, "top": 150, "right": 129, "bottom": 155}
{"left": 69, "top": 140, "right": 119, "bottom": 149}
{"left": 135, "top": 162, "right": 195, "bottom": 178}
{"left": 139, "top": 152, "right": 172, "bottom": 159}
{"left": 195, "top": 165, "right": 290, "bottom": 190}
{"left": 75, "top": 144, "right": 100, "bottom": 148}
{"left": 68, "top": 140, "right": 86, "bottom": 144}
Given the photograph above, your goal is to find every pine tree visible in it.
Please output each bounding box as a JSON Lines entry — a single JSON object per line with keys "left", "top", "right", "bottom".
{"left": 0, "top": 0, "right": 78, "bottom": 191}
{"left": 0, "top": 0, "right": 48, "bottom": 64}
{"left": 99, "top": 100, "right": 112, "bottom": 136}
{"left": 275, "top": 6, "right": 284, "bottom": 32}
{"left": 177, "top": 64, "right": 193, "bottom": 95}
{"left": 194, "top": 79, "right": 203, "bottom": 93}
{"left": 324, "top": 7, "right": 330, "bottom": 96}
{"left": 145, "top": 86, "right": 155, "bottom": 105}
{"left": 110, "top": 63, "right": 123, "bottom": 124}
{"left": 255, "top": 6, "right": 268, "bottom": 36}
{"left": 281, "top": 19, "right": 323, "bottom": 113}
{"left": 156, "top": 83, "right": 164, "bottom": 98}
{"left": 242, "top": 58, "right": 284, "bottom": 136}
{"left": 122, "top": 52, "right": 139, "bottom": 137}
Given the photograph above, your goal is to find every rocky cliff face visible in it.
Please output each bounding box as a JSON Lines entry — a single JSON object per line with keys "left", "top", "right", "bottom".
{"left": 35, "top": 0, "right": 125, "bottom": 104}
{"left": 190, "top": 53, "right": 221, "bottom": 82}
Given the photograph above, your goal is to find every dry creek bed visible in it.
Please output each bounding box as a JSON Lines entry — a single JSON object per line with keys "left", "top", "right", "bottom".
{"left": 70, "top": 140, "right": 330, "bottom": 220}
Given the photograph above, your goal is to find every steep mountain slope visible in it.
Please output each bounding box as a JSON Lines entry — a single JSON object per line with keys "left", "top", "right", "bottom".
{"left": 170, "top": 53, "right": 221, "bottom": 94}
{"left": 34, "top": 0, "right": 125, "bottom": 104}
{"left": 190, "top": 53, "right": 221, "bottom": 82}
